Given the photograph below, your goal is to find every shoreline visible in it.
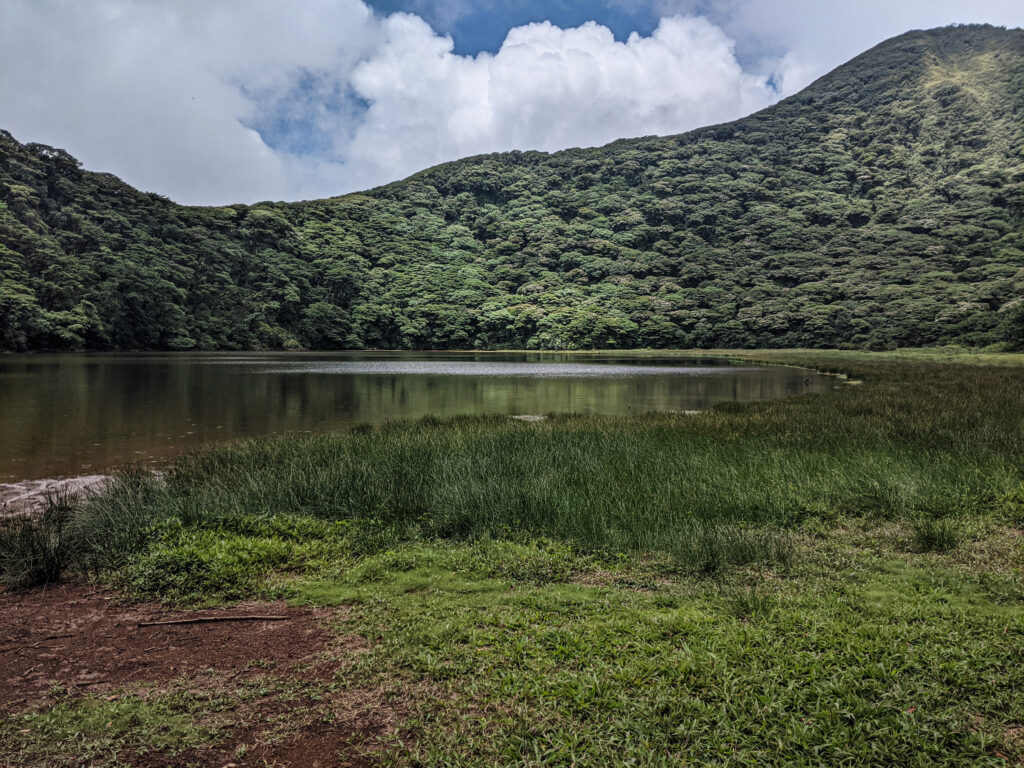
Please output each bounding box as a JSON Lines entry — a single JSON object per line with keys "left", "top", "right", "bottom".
{"left": 0, "top": 475, "right": 111, "bottom": 518}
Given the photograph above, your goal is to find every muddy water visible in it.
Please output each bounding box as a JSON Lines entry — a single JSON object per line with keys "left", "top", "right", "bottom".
{"left": 0, "top": 352, "right": 836, "bottom": 481}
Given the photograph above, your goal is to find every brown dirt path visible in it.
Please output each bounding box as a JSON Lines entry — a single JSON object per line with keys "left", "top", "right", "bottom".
{"left": 0, "top": 585, "right": 398, "bottom": 767}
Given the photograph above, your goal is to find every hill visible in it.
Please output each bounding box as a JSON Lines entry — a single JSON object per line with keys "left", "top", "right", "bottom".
{"left": 1, "top": 24, "right": 1022, "bottom": 352}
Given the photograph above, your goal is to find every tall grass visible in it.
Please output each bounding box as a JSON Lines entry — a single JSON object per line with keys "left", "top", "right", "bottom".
{"left": 0, "top": 491, "right": 80, "bottom": 587}
{"left": 3, "top": 355, "right": 1022, "bottom": 585}
{"left": 0, "top": 470, "right": 159, "bottom": 587}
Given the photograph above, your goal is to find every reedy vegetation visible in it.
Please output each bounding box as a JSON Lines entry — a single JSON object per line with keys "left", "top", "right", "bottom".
{"left": 2, "top": 25, "right": 1023, "bottom": 352}
{"left": 3, "top": 351, "right": 1022, "bottom": 595}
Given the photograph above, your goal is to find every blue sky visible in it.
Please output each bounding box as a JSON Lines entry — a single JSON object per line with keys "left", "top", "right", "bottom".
{"left": 362, "top": 0, "right": 783, "bottom": 68}
{"left": 1, "top": 0, "right": 1021, "bottom": 205}
{"left": 367, "top": 0, "right": 663, "bottom": 54}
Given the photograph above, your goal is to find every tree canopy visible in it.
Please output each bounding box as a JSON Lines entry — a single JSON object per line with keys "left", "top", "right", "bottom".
{"left": 1, "top": 25, "right": 1022, "bottom": 352}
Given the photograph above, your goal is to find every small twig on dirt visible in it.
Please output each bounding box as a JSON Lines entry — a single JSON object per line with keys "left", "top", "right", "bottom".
{"left": 45, "top": 633, "right": 75, "bottom": 640}
{"left": 137, "top": 615, "right": 289, "bottom": 627}
{"left": 73, "top": 679, "right": 108, "bottom": 687}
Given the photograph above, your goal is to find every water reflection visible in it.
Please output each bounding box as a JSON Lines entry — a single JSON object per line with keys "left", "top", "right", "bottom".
{"left": 0, "top": 352, "right": 834, "bottom": 481}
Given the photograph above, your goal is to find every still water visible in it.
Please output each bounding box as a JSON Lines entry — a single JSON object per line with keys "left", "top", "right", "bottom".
{"left": 0, "top": 352, "right": 836, "bottom": 481}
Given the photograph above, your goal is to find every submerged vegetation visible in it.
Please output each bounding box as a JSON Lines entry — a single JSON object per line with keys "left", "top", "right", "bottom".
{"left": 2, "top": 25, "right": 1023, "bottom": 352}
{"left": 2, "top": 350, "right": 1023, "bottom": 765}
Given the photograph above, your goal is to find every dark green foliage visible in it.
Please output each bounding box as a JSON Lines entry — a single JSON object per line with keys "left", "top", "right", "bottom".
{"left": 1, "top": 25, "right": 1022, "bottom": 352}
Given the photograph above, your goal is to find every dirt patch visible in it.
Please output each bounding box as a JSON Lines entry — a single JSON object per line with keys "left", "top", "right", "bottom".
{"left": 1002, "top": 725, "right": 1024, "bottom": 765}
{"left": 0, "top": 475, "right": 110, "bottom": 518}
{"left": 0, "top": 584, "right": 338, "bottom": 708}
{"left": 0, "top": 584, "right": 398, "bottom": 767}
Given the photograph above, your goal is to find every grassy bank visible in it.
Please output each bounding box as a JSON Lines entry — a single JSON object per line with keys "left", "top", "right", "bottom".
{"left": 2, "top": 349, "right": 1023, "bottom": 766}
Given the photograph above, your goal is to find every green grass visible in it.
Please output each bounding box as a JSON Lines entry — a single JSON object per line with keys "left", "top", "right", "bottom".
{"left": 1, "top": 349, "right": 1023, "bottom": 765}
{"left": 0, "top": 690, "right": 226, "bottom": 767}
{"left": 319, "top": 538, "right": 1024, "bottom": 767}
{"left": 0, "top": 492, "right": 81, "bottom": 588}
{"left": 911, "top": 514, "right": 964, "bottom": 552}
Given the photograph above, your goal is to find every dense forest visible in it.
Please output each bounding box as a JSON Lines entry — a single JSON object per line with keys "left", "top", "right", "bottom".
{"left": 1, "top": 24, "right": 1022, "bottom": 352}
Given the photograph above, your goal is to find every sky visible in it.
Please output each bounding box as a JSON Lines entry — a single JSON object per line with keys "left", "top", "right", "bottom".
{"left": 1, "top": 1, "right": 1021, "bottom": 205}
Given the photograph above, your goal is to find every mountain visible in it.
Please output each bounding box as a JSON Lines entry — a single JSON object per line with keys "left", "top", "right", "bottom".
{"left": 1, "top": 24, "right": 1022, "bottom": 352}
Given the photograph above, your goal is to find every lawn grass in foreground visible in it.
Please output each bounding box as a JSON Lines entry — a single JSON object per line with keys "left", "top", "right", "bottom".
{"left": 0, "top": 690, "right": 227, "bottom": 766}
{"left": 7, "top": 532, "right": 1019, "bottom": 766}
{"left": 306, "top": 535, "right": 1024, "bottom": 766}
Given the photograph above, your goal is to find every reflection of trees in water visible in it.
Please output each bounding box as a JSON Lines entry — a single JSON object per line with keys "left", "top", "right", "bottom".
{"left": 0, "top": 354, "right": 833, "bottom": 481}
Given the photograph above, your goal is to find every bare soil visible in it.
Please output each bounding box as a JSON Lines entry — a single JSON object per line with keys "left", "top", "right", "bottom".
{"left": 1, "top": 584, "right": 398, "bottom": 767}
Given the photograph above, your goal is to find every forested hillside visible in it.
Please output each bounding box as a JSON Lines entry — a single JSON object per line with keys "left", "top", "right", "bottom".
{"left": 1, "top": 24, "right": 1022, "bottom": 352}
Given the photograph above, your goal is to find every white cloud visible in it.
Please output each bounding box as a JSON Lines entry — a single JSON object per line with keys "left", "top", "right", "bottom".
{"left": 342, "top": 14, "right": 775, "bottom": 189}
{"left": 0, "top": 0, "right": 779, "bottom": 204}
{"left": 0, "top": 0, "right": 378, "bottom": 203}
{"left": 0, "top": 1, "right": 1020, "bottom": 205}
{"left": 654, "top": 0, "right": 1024, "bottom": 94}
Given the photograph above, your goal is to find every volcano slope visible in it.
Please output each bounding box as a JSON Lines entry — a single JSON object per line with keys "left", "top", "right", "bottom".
{"left": 1, "top": 23, "right": 1023, "bottom": 352}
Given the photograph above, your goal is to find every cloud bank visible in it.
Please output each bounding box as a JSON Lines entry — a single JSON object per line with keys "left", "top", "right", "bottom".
{"left": 343, "top": 14, "right": 774, "bottom": 191}
{"left": 0, "top": 0, "right": 1020, "bottom": 204}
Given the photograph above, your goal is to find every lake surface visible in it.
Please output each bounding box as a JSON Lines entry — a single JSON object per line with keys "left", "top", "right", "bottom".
{"left": 0, "top": 352, "right": 837, "bottom": 481}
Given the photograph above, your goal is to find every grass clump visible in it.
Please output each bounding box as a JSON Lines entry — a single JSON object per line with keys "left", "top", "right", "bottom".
{"left": 110, "top": 514, "right": 353, "bottom": 601}
{"left": 0, "top": 493, "right": 80, "bottom": 588}
{"left": 468, "top": 539, "right": 583, "bottom": 585}
{"left": 995, "top": 482, "right": 1024, "bottom": 526}
{"left": 721, "top": 582, "right": 778, "bottom": 620}
{"left": 910, "top": 515, "right": 963, "bottom": 552}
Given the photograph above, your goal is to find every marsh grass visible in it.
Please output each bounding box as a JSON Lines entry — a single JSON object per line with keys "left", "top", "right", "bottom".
{"left": 3, "top": 352, "right": 1022, "bottom": 593}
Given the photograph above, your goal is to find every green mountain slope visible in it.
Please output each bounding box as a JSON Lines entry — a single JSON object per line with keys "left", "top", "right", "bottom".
{"left": 1, "top": 24, "right": 1022, "bottom": 352}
